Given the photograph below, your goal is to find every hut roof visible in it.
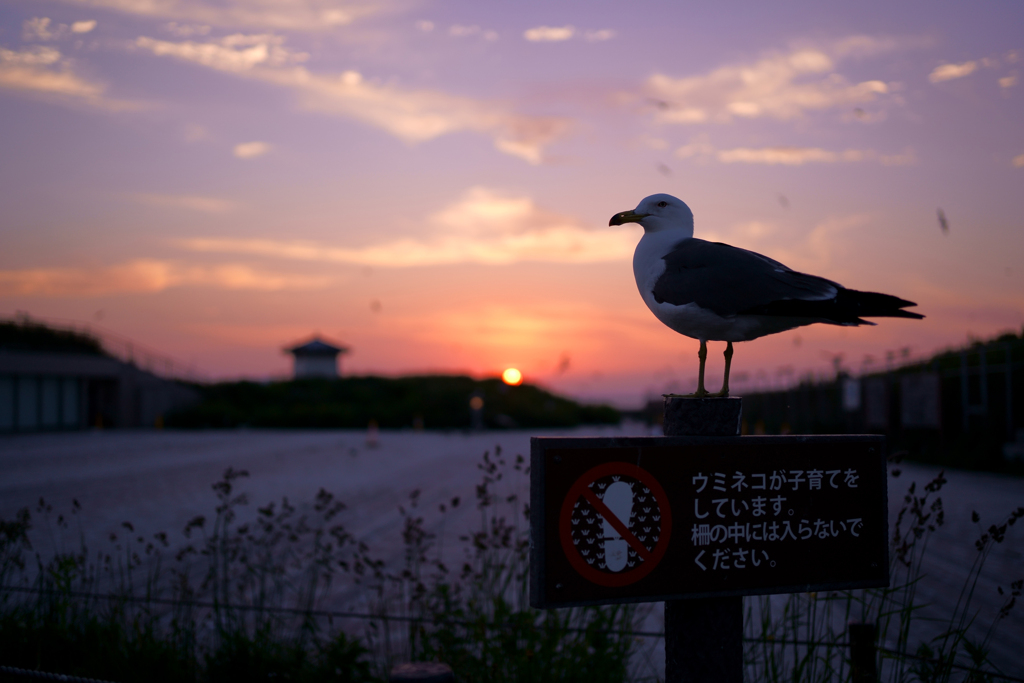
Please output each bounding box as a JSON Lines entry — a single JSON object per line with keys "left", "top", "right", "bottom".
{"left": 285, "top": 337, "right": 349, "bottom": 356}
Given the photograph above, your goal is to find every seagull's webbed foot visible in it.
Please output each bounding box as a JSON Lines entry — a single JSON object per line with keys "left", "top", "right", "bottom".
{"left": 666, "top": 390, "right": 709, "bottom": 398}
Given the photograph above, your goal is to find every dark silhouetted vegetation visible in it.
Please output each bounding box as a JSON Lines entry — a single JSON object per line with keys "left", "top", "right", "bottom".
{"left": 166, "top": 376, "right": 620, "bottom": 430}
{"left": 0, "top": 318, "right": 107, "bottom": 356}
{"left": 0, "top": 450, "right": 643, "bottom": 682}
{"left": 738, "top": 329, "right": 1024, "bottom": 475}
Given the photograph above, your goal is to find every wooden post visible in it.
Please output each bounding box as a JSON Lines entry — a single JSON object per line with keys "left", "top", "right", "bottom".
{"left": 663, "top": 396, "right": 743, "bottom": 683}
{"left": 848, "top": 621, "right": 878, "bottom": 683}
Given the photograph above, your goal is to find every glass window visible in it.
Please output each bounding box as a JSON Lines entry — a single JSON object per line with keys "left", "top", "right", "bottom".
{"left": 41, "top": 378, "right": 60, "bottom": 428}
{"left": 0, "top": 377, "right": 13, "bottom": 432}
{"left": 62, "top": 379, "right": 79, "bottom": 427}
{"left": 17, "top": 377, "right": 39, "bottom": 430}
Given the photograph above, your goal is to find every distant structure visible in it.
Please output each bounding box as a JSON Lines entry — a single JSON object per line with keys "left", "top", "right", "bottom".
{"left": 285, "top": 337, "right": 349, "bottom": 379}
{"left": 1, "top": 315, "right": 199, "bottom": 433}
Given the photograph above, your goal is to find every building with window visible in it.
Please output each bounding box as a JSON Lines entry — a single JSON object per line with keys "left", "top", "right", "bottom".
{"left": 0, "top": 317, "right": 198, "bottom": 433}
{"left": 285, "top": 337, "right": 350, "bottom": 379}
{"left": 0, "top": 350, "right": 198, "bottom": 432}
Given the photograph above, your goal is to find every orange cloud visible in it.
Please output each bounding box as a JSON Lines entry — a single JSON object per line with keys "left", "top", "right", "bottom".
{"left": 928, "top": 61, "right": 977, "bottom": 83}
{"left": 59, "top": 0, "right": 377, "bottom": 31}
{"left": 178, "top": 187, "right": 636, "bottom": 266}
{"left": 0, "top": 259, "right": 332, "bottom": 297}
{"left": 134, "top": 35, "right": 569, "bottom": 163}
{"left": 233, "top": 140, "right": 271, "bottom": 158}
{"left": 0, "top": 44, "right": 137, "bottom": 110}
{"left": 643, "top": 39, "right": 897, "bottom": 125}
{"left": 524, "top": 26, "right": 575, "bottom": 42}
{"left": 676, "top": 138, "right": 915, "bottom": 166}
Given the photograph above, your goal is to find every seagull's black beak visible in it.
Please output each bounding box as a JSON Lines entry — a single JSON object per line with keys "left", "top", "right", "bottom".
{"left": 609, "top": 210, "right": 647, "bottom": 226}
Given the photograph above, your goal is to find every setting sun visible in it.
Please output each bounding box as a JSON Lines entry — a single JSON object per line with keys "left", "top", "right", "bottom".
{"left": 501, "top": 368, "right": 523, "bottom": 386}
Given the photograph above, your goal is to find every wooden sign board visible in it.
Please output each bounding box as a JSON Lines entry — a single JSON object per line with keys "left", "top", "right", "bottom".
{"left": 530, "top": 435, "right": 888, "bottom": 609}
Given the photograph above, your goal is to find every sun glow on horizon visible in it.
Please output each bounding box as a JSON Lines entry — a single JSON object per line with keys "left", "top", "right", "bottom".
{"left": 502, "top": 368, "right": 523, "bottom": 386}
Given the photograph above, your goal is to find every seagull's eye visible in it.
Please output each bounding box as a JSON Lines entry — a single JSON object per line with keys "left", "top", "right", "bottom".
{"left": 657, "top": 201, "right": 668, "bottom": 208}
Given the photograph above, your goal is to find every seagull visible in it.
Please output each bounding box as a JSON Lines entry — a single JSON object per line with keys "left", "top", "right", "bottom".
{"left": 610, "top": 193, "right": 924, "bottom": 397}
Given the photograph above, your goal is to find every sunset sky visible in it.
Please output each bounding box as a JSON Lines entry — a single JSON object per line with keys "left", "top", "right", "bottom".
{"left": 1, "top": 0, "right": 1022, "bottom": 406}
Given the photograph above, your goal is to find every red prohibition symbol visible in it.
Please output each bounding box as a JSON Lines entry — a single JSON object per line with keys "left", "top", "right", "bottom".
{"left": 559, "top": 462, "right": 672, "bottom": 587}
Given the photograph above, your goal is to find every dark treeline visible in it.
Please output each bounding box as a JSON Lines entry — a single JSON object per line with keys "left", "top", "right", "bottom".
{"left": 737, "top": 329, "right": 1024, "bottom": 473}
{"left": 167, "top": 375, "right": 620, "bottom": 430}
{"left": 0, "top": 318, "right": 106, "bottom": 356}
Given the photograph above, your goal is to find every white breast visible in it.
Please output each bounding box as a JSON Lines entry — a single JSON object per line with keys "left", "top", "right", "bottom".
{"left": 632, "top": 230, "right": 678, "bottom": 299}
{"left": 632, "top": 230, "right": 755, "bottom": 342}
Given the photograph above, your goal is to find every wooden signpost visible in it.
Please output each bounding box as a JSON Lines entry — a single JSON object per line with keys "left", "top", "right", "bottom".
{"left": 530, "top": 397, "right": 889, "bottom": 682}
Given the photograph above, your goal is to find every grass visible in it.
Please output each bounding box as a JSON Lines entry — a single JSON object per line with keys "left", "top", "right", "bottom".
{"left": 742, "top": 461, "right": 1024, "bottom": 682}
{"left": 356, "top": 448, "right": 646, "bottom": 682}
{"left": 0, "top": 480, "right": 375, "bottom": 683}
{"left": 0, "top": 447, "right": 1021, "bottom": 682}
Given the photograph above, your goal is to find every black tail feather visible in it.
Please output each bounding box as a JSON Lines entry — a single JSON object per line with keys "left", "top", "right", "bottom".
{"left": 839, "top": 289, "right": 925, "bottom": 320}
{"left": 740, "top": 288, "right": 924, "bottom": 323}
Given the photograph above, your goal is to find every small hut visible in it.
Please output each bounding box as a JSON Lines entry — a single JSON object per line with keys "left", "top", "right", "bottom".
{"left": 285, "top": 337, "right": 349, "bottom": 379}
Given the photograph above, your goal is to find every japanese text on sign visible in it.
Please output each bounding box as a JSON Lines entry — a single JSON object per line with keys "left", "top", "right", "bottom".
{"left": 689, "top": 468, "right": 863, "bottom": 573}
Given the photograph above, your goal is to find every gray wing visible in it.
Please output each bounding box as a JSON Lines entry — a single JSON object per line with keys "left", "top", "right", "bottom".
{"left": 652, "top": 239, "right": 841, "bottom": 316}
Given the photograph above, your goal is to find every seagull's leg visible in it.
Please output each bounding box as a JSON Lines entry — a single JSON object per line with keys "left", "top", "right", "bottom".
{"left": 714, "top": 341, "right": 734, "bottom": 397}
{"left": 695, "top": 340, "right": 708, "bottom": 397}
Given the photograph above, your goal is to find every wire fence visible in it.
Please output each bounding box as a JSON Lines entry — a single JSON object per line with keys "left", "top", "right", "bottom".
{"left": 873, "top": 646, "right": 1024, "bottom": 683}
{"left": 0, "top": 665, "right": 120, "bottom": 683}
{"left": 0, "top": 665, "right": 122, "bottom": 683}
{"left": 3, "top": 584, "right": 1023, "bottom": 682}
{"left": 0, "top": 585, "right": 664, "bottom": 638}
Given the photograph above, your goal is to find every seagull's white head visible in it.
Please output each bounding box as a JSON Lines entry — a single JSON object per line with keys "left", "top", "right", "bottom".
{"left": 608, "top": 193, "right": 694, "bottom": 237}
